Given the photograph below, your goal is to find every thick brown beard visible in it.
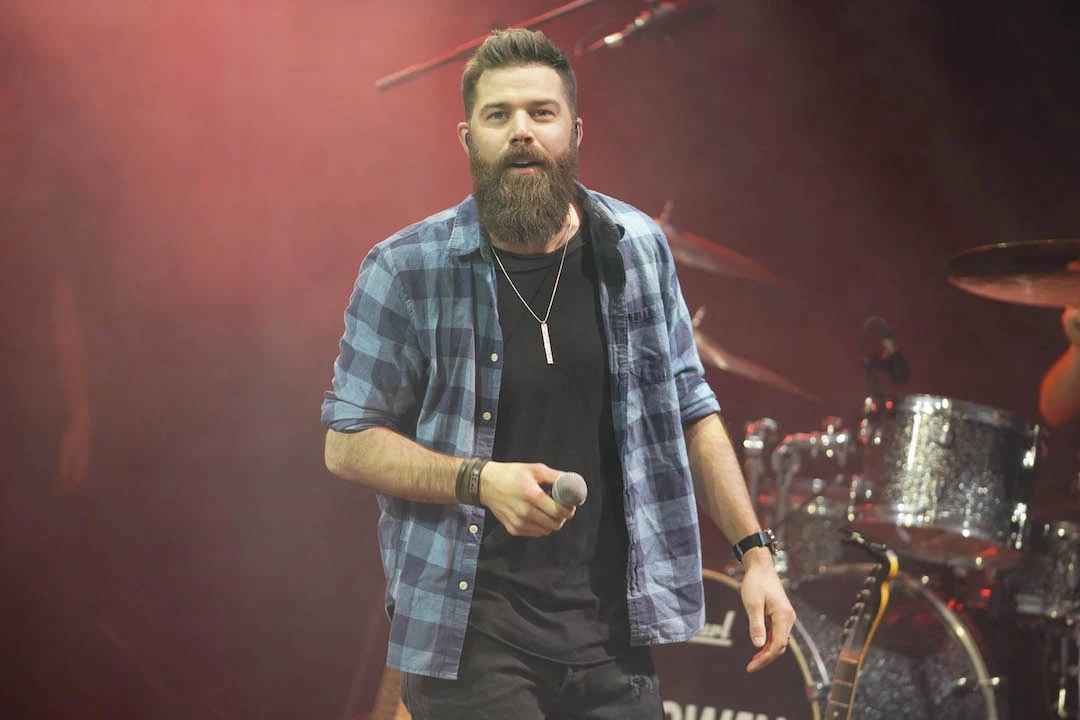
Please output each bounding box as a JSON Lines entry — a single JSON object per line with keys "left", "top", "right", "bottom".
{"left": 469, "top": 141, "right": 579, "bottom": 248}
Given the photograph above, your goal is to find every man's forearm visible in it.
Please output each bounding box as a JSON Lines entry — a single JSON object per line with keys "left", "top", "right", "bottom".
{"left": 324, "top": 427, "right": 461, "bottom": 503}
{"left": 685, "top": 413, "right": 761, "bottom": 544}
{"left": 1040, "top": 345, "right": 1080, "bottom": 427}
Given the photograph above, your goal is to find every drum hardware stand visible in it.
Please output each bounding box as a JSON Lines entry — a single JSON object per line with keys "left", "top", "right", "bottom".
{"left": 857, "top": 315, "right": 906, "bottom": 456}
{"left": 1008, "top": 425, "right": 1045, "bottom": 554}
{"left": 769, "top": 420, "right": 854, "bottom": 555}
{"left": 742, "top": 417, "right": 780, "bottom": 526}
{"left": 1048, "top": 618, "right": 1080, "bottom": 719}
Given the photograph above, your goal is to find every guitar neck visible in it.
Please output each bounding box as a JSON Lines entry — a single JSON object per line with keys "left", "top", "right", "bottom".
{"left": 825, "top": 656, "right": 861, "bottom": 720}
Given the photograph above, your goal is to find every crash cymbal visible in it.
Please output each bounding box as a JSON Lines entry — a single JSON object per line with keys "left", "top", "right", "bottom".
{"left": 691, "top": 308, "right": 821, "bottom": 404}
{"left": 947, "top": 239, "right": 1080, "bottom": 308}
{"left": 654, "top": 201, "right": 775, "bottom": 283}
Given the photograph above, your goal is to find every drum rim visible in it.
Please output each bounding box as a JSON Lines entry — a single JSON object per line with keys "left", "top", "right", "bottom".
{"left": 894, "top": 573, "right": 1002, "bottom": 720}
{"left": 895, "top": 393, "right": 1039, "bottom": 435}
{"left": 790, "top": 563, "right": 1003, "bottom": 720}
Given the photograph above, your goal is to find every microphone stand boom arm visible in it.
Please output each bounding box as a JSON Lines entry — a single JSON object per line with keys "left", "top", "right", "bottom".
{"left": 374, "top": 0, "right": 607, "bottom": 91}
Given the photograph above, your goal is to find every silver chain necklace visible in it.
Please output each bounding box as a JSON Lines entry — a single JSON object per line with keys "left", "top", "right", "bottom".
{"left": 490, "top": 208, "right": 575, "bottom": 365}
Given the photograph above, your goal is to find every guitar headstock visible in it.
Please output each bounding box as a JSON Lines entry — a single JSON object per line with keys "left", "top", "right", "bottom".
{"left": 826, "top": 529, "right": 900, "bottom": 719}
{"left": 839, "top": 528, "right": 895, "bottom": 564}
{"left": 838, "top": 529, "right": 899, "bottom": 648}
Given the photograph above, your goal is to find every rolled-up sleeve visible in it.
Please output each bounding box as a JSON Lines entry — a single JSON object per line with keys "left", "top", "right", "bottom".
{"left": 657, "top": 234, "right": 721, "bottom": 426}
{"left": 321, "top": 244, "right": 426, "bottom": 434}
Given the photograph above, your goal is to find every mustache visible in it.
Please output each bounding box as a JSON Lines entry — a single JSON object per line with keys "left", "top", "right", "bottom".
{"left": 500, "top": 146, "right": 550, "bottom": 168}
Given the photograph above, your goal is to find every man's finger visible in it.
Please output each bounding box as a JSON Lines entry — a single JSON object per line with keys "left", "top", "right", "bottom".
{"left": 746, "top": 604, "right": 797, "bottom": 673}
{"left": 769, "top": 605, "right": 796, "bottom": 649}
{"left": 746, "top": 639, "right": 786, "bottom": 673}
{"left": 528, "top": 504, "right": 575, "bottom": 531}
{"left": 744, "top": 597, "right": 766, "bottom": 648}
{"left": 531, "top": 484, "right": 579, "bottom": 522}
{"left": 505, "top": 518, "right": 559, "bottom": 537}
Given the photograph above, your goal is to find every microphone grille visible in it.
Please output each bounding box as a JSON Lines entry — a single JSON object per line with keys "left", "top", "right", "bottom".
{"left": 552, "top": 472, "right": 588, "bottom": 507}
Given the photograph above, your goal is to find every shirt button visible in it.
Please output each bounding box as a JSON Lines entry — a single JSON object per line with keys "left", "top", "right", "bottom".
{"left": 469, "top": 524, "right": 479, "bottom": 534}
{"left": 490, "top": 353, "right": 499, "bottom": 363}
{"left": 482, "top": 411, "right": 492, "bottom": 421}
{"left": 459, "top": 581, "right": 469, "bottom": 591}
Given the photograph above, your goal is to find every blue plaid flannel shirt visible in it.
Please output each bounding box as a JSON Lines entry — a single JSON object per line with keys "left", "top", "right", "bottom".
{"left": 322, "top": 184, "right": 721, "bottom": 679}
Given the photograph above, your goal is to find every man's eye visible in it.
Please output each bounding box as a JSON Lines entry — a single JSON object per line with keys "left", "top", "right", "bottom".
{"left": 488, "top": 112, "right": 506, "bottom": 120}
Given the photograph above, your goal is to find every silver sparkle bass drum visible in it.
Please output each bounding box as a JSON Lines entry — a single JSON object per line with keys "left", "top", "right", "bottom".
{"left": 653, "top": 566, "right": 1005, "bottom": 720}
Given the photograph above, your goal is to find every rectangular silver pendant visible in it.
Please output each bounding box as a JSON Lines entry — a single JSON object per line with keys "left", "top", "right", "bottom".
{"left": 540, "top": 322, "right": 554, "bottom": 365}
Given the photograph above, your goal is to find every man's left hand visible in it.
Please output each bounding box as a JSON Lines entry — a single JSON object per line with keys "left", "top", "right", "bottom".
{"left": 738, "top": 550, "right": 796, "bottom": 673}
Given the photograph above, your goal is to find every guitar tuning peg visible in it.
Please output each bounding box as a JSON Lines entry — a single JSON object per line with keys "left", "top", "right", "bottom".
{"left": 860, "top": 588, "right": 871, "bottom": 599}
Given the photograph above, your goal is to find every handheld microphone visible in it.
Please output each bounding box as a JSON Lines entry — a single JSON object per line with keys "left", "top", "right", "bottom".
{"left": 551, "top": 472, "right": 588, "bottom": 507}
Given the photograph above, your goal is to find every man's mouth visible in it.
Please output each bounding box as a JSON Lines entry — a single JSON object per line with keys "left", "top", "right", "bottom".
{"left": 507, "top": 160, "right": 543, "bottom": 169}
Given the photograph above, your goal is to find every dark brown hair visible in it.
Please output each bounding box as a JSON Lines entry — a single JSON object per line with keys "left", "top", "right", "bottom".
{"left": 461, "top": 28, "right": 577, "bottom": 119}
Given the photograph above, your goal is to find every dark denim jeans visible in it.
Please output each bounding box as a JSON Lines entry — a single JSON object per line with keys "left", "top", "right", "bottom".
{"left": 400, "top": 630, "right": 662, "bottom": 720}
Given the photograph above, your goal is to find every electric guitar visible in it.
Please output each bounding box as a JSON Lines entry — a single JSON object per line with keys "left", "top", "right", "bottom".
{"left": 825, "top": 530, "right": 899, "bottom": 720}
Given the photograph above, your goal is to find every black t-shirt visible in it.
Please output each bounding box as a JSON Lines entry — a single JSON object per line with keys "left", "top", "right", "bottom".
{"left": 467, "top": 213, "right": 631, "bottom": 664}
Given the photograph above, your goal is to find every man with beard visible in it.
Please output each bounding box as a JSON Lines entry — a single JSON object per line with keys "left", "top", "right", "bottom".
{"left": 322, "top": 28, "right": 794, "bottom": 720}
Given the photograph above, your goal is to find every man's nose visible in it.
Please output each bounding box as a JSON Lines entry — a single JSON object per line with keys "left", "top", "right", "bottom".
{"left": 509, "top": 112, "right": 535, "bottom": 144}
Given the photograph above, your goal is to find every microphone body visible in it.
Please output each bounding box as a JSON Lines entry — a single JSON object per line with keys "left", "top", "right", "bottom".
{"left": 880, "top": 336, "right": 911, "bottom": 386}
{"left": 582, "top": 0, "right": 717, "bottom": 54}
{"left": 551, "top": 472, "right": 588, "bottom": 507}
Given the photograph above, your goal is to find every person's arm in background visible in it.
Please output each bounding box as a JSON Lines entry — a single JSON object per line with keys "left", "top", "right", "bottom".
{"left": 1039, "top": 307, "right": 1080, "bottom": 427}
{"left": 52, "top": 271, "right": 90, "bottom": 493}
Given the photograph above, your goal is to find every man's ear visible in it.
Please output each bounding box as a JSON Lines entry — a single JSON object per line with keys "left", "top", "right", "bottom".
{"left": 573, "top": 118, "right": 583, "bottom": 148}
{"left": 457, "top": 122, "right": 470, "bottom": 154}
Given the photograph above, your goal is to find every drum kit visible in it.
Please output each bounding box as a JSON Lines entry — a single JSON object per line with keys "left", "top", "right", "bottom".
{"left": 651, "top": 217, "right": 1080, "bottom": 720}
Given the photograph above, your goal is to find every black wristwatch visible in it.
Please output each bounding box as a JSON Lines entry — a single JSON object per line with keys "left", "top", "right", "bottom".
{"left": 733, "top": 529, "right": 779, "bottom": 562}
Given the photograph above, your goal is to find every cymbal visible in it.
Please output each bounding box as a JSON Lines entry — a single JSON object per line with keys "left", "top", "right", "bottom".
{"left": 691, "top": 308, "right": 821, "bottom": 404}
{"left": 654, "top": 201, "right": 775, "bottom": 283}
{"left": 947, "top": 239, "right": 1080, "bottom": 308}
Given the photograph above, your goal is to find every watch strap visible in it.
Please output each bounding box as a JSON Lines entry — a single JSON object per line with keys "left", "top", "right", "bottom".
{"left": 733, "top": 529, "right": 777, "bottom": 562}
